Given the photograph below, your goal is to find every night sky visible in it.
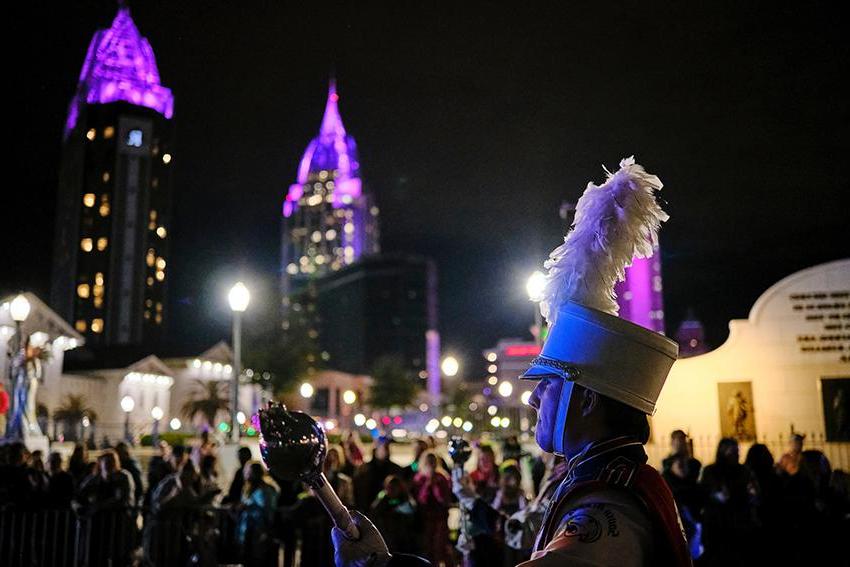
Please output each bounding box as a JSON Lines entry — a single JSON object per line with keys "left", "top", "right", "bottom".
{"left": 6, "top": 2, "right": 848, "bottom": 370}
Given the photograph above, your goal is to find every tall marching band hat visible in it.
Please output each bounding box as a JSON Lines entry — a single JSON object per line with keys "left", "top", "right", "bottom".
{"left": 520, "top": 157, "right": 678, "bottom": 416}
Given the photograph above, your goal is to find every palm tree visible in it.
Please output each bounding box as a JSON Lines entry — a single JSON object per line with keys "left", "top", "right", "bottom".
{"left": 53, "top": 394, "right": 97, "bottom": 442}
{"left": 181, "top": 379, "right": 229, "bottom": 430}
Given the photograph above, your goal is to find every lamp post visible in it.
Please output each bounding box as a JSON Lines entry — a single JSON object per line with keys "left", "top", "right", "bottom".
{"left": 440, "top": 356, "right": 459, "bottom": 378}
{"left": 526, "top": 271, "right": 546, "bottom": 345}
{"left": 120, "top": 395, "right": 135, "bottom": 445}
{"left": 228, "top": 282, "right": 250, "bottom": 444}
{"left": 5, "top": 294, "right": 31, "bottom": 440}
{"left": 151, "top": 406, "right": 163, "bottom": 446}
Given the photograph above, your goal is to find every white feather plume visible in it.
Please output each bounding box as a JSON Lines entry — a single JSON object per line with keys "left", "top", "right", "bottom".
{"left": 539, "top": 156, "right": 668, "bottom": 325}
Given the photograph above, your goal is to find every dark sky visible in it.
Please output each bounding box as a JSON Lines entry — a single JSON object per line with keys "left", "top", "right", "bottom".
{"left": 7, "top": 1, "right": 849, "bottom": 369}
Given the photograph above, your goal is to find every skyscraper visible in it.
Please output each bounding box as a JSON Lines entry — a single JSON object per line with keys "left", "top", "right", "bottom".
{"left": 51, "top": 6, "right": 174, "bottom": 346}
{"left": 280, "top": 80, "right": 379, "bottom": 322}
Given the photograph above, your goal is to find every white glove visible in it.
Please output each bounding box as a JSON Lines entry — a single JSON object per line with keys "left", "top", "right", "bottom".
{"left": 331, "top": 510, "right": 392, "bottom": 567}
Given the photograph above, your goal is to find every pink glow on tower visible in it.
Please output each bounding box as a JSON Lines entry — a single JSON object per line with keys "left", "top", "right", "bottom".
{"left": 614, "top": 243, "right": 665, "bottom": 334}
{"left": 65, "top": 7, "right": 174, "bottom": 135}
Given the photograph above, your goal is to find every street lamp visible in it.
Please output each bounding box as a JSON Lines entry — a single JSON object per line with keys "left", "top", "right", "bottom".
{"left": 526, "top": 271, "right": 546, "bottom": 345}
{"left": 151, "top": 406, "right": 163, "bottom": 446}
{"left": 4, "top": 294, "right": 31, "bottom": 441}
{"left": 342, "top": 390, "right": 356, "bottom": 405}
{"left": 228, "top": 282, "right": 250, "bottom": 444}
{"left": 441, "top": 356, "right": 459, "bottom": 378}
{"left": 120, "top": 396, "right": 135, "bottom": 444}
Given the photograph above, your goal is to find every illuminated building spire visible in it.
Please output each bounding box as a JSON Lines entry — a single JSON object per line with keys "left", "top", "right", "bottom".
{"left": 65, "top": 4, "right": 174, "bottom": 135}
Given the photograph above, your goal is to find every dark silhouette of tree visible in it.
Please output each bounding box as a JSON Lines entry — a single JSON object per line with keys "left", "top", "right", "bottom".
{"left": 181, "top": 379, "right": 229, "bottom": 429}
{"left": 369, "top": 355, "right": 417, "bottom": 410}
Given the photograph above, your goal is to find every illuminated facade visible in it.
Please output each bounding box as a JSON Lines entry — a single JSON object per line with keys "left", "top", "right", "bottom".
{"left": 281, "top": 80, "right": 379, "bottom": 320}
{"left": 51, "top": 6, "right": 174, "bottom": 346}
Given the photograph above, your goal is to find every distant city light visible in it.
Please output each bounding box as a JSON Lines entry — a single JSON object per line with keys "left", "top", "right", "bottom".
{"left": 151, "top": 406, "right": 164, "bottom": 421}
{"left": 236, "top": 411, "right": 246, "bottom": 425}
{"left": 391, "top": 428, "right": 408, "bottom": 438}
{"left": 452, "top": 417, "right": 463, "bottom": 428}
{"left": 300, "top": 382, "right": 314, "bottom": 398}
{"left": 169, "top": 418, "right": 181, "bottom": 430}
{"left": 521, "top": 391, "right": 533, "bottom": 405}
{"left": 500, "top": 417, "right": 511, "bottom": 428}
{"left": 487, "top": 405, "right": 498, "bottom": 416}
{"left": 441, "top": 356, "right": 459, "bottom": 377}
{"left": 342, "top": 390, "right": 357, "bottom": 405}
{"left": 486, "top": 352, "right": 497, "bottom": 362}
{"left": 425, "top": 419, "right": 439, "bottom": 433}
{"left": 120, "top": 396, "right": 135, "bottom": 413}
{"left": 498, "top": 381, "right": 513, "bottom": 398}
{"left": 365, "top": 418, "right": 377, "bottom": 430}
{"left": 490, "top": 416, "right": 501, "bottom": 427}
{"left": 462, "top": 421, "right": 473, "bottom": 432}
{"left": 441, "top": 415, "right": 452, "bottom": 427}
{"left": 526, "top": 270, "right": 546, "bottom": 302}
{"left": 353, "top": 413, "right": 366, "bottom": 426}
{"left": 324, "top": 420, "right": 336, "bottom": 431}
{"left": 488, "top": 364, "right": 498, "bottom": 374}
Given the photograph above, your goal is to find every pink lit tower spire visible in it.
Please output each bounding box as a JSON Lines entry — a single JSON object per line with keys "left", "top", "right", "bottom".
{"left": 51, "top": 4, "right": 175, "bottom": 346}
{"left": 280, "top": 79, "right": 380, "bottom": 316}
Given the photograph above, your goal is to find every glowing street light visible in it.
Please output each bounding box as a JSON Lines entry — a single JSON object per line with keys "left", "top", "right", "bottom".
{"left": 300, "top": 382, "right": 315, "bottom": 398}
{"left": 9, "top": 294, "right": 31, "bottom": 322}
{"left": 353, "top": 413, "right": 366, "bottom": 427}
{"left": 441, "top": 356, "right": 459, "bottom": 378}
{"left": 526, "top": 271, "right": 546, "bottom": 302}
{"left": 121, "top": 396, "right": 135, "bottom": 444}
{"left": 170, "top": 418, "right": 182, "bottom": 431}
{"left": 237, "top": 411, "right": 247, "bottom": 425}
{"left": 151, "top": 406, "right": 164, "bottom": 446}
{"left": 498, "top": 381, "right": 513, "bottom": 398}
{"left": 521, "top": 390, "right": 533, "bottom": 405}
{"left": 228, "top": 281, "right": 250, "bottom": 444}
{"left": 342, "top": 390, "right": 357, "bottom": 405}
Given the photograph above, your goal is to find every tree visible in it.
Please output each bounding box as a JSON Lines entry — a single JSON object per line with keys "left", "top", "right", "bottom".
{"left": 181, "top": 380, "right": 229, "bottom": 429}
{"left": 53, "top": 394, "right": 97, "bottom": 442}
{"left": 368, "top": 355, "right": 418, "bottom": 411}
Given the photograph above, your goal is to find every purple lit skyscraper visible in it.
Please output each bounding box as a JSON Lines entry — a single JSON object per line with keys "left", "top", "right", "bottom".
{"left": 51, "top": 6, "right": 174, "bottom": 346}
{"left": 280, "top": 80, "right": 380, "bottom": 321}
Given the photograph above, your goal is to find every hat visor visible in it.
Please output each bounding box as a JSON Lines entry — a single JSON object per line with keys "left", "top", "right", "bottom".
{"left": 519, "top": 363, "right": 566, "bottom": 381}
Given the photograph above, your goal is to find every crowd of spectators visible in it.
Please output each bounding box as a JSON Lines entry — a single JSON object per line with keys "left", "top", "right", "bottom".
{"left": 2, "top": 429, "right": 849, "bottom": 566}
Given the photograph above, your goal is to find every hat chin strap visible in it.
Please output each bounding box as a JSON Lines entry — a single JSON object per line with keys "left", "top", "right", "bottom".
{"left": 552, "top": 380, "right": 574, "bottom": 456}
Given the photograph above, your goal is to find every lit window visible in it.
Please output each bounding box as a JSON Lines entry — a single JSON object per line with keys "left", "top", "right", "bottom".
{"left": 286, "top": 263, "right": 298, "bottom": 275}
{"left": 152, "top": 177, "right": 159, "bottom": 188}
{"left": 144, "top": 310, "right": 151, "bottom": 320}
{"left": 93, "top": 296, "right": 103, "bottom": 308}
{"left": 370, "top": 206, "right": 380, "bottom": 216}
{"left": 156, "top": 302, "right": 162, "bottom": 312}
{"left": 156, "top": 257, "right": 166, "bottom": 270}
{"left": 126, "top": 129, "right": 143, "bottom": 147}
{"left": 162, "top": 153, "right": 172, "bottom": 164}
{"left": 156, "top": 226, "right": 167, "bottom": 238}
{"left": 99, "top": 195, "right": 110, "bottom": 217}
{"left": 325, "top": 229, "right": 337, "bottom": 240}
{"left": 103, "top": 126, "right": 115, "bottom": 139}
{"left": 150, "top": 210, "right": 157, "bottom": 221}
{"left": 77, "top": 284, "right": 90, "bottom": 298}
{"left": 319, "top": 170, "right": 328, "bottom": 180}
{"left": 326, "top": 181, "right": 335, "bottom": 189}
{"left": 94, "top": 272, "right": 104, "bottom": 286}
{"left": 344, "top": 223, "right": 354, "bottom": 234}
{"left": 315, "top": 255, "right": 325, "bottom": 265}
{"left": 86, "top": 129, "right": 96, "bottom": 141}
{"left": 146, "top": 249, "right": 156, "bottom": 267}
{"left": 83, "top": 193, "right": 95, "bottom": 207}
{"left": 80, "top": 238, "right": 93, "bottom": 252}
{"left": 341, "top": 195, "right": 353, "bottom": 204}
{"left": 146, "top": 276, "right": 154, "bottom": 286}
{"left": 96, "top": 237, "right": 108, "bottom": 251}
{"left": 145, "top": 299, "right": 153, "bottom": 307}
{"left": 102, "top": 172, "right": 110, "bottom": 183}
{"left": 311, "top": 231, "right": 322, "bottom": 243}
{"left": 75, "top": 320, "right": 87, "bottom": 332}
{"left": 91, "top": 318, "right": 104, "bottom": 333}
{"left": 92, "top": 284, "right": 104, "bottom": 298}
{"left": 155, "top": 270, "right": 165, "bottom": 282}
{"left": 155, "top": 313, "right": 162, "bottom": 324}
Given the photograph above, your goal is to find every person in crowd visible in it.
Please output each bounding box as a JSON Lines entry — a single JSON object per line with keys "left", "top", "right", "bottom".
{"left": 742, "top": 444, "right": 780, "bottom": 563}
{"left": 502, "top": 436, "right": 525, "bottom": 462}
{"left": 199, "top": 453, "right": 220, "bottom": 497}
{"left": 28, "top": 448, "right": 50, "bottom": 506}
{"left": 697, "top": 437, "right": 759, "bottom": 566}
{"left": 46, "top": 451, "right": 75, "bottom": 509}
{"left": 269, "top": 471, "right": 301, "bottom": 567}
{"left": 662, "top": 431, "right": 704, "bottom": 558}
{"left": 342, "top": 431, "right": 365, "bottom": 477}
{"left": 776, "top": 432, "right": 805, "bottom": 476}
{"left": 68, "top": 443, "right": 93, "bottom": 488}
{"left": 147, "top": 459, "right": 218, "bottom": 566}
{"left": 237, "top": 461, "right": 279, "bottom": 566}
{"left": 402, "top": 439, "right": 429, "bottom": 484}
{"left": 0, "top": 442, "right": 34, "bottom": 508}
{"left": 370, "top": 474, "right": 419, "bottom": 556}
{"left": 353, "top": 436, "right": 402, "bottom": 512}
{"left": 326, "top": 444, "right": 354, "bottom": 507}
{"left": 411, "top": 450, "right": 453, "bottom": 565}
{"left": 115, "top": 441, "right": 143, "bottom": 506}
{"left": 469, "top": 443, "right": 500, "bottom": 504}
{"left": 504, "top": 455, "right": 568, "bottom": 559}
{"left": 493, "top": 461, "right": 529, "bottom": 567}
{"left": 192, "top": 430, "right": 218, "bottom": 467}
{"left": 144, "top": 440, "right": 172, "bottom": 508}
{"left": 76, "top": 450, "right": 136, "bottom": 565}
{"left": 224, "top": 446, "right": 254, "bottom": 505}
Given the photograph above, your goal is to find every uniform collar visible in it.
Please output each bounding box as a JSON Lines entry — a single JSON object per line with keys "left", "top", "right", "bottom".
{"left": 566, "top": 436, "right": 644, "bottom": 481}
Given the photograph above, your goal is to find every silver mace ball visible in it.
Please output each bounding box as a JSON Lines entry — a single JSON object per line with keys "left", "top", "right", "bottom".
{"left": 257, "top": 402, "right": 359, "bottom": 540}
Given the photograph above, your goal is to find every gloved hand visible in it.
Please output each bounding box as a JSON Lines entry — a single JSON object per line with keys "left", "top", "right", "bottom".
{"left": 451, "top": 467, "right": 478, "bottom": 510}
{"left": 331, "top": 510, "right": 392, "bottom": 567}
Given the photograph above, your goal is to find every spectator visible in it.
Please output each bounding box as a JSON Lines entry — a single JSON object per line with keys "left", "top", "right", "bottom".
{"left": 224, "top": 446, "right": 253, "bottom": 505}
{"left": 402, "top": 439, "right": 428, "bottom": 484}
{"left": 192, "top": 430, "right": 217, "bottom": 467}
{"left": 237, "top": 462, "right": 279, "bottom": 566}
{"left": 68, "top": 443, "right": 93, "bottom": 488}
{"left": 46, "top": 451, "right": 74, "bottom": 509}
{"left": 353, "top": 437, "right": 402, "bottom": 512}
{"left": 76, "top": 450, "right": 133, "bottom": 512}
{"left": 0, "top": 442, "right": 33, "bottom": 508}
{"left": 411, "top": 451, "right": 452, "bottom": 565}
{"left": 370, "top": 474, "right": 419, "bottom": 555}
{"left": 144, "top": 441, "right": 171, "bottom": 507}
{"left": 698, "top": 438, "right": 759, "bottom": 566}
{"left": 492, "top": 461, "right": 528, "bottom": 567}
{"left": 662, "top": 430, "right": 704, "bottom": 557}
{"left": 28, "top": 449, "right": 50, "bottom": 507}
{"left": 115, "top": 441, "right": 143, "bottom": 506}
{"left": 199, "top": 453, "right": 220, "bottom": 498}
{"left": 469, "top": 443, "right": 499, "bottom": 504}
{"left": 662, "top": 429, "right": 701, "bottom": 482}
{"left": 342, "top": 431, "right": 365, "bottom": 477}
{"left": 502, "top": 435, "right": 524, "bottom": 462}
{"left": 776, "top": 433, "right": 805, "bottom": 476}
{"left": 326, "top": 444, "right": 354, "bottom": 507}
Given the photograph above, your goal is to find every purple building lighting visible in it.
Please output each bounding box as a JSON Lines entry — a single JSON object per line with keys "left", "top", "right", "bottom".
{"left": 65, "top": 7, "right": 173, "bottom": 136}
{"left": 614, "top": 243, "right": 666, "bottom": 334}
{"left": 281, "top": 80, "right": 379, "bottom": 310}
